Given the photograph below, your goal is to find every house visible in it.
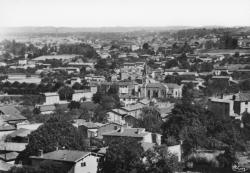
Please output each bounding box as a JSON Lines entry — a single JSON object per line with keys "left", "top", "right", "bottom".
{"left": 103, "top": 127, "right": 161, "bottom": 146}
{"left": 0, "top": 106, "right": 27, "bottom": 125}
{"left": 73, "top": 119, "right": 104, "bottom": 138}
{"left": 120, "top": 103, "right": 145, "bottom": 119}
{"left": 106, "top": 109, "right": 127, "bottom": 125}
{"left": 120, "top": 95, "right": 138, "bottom": 106}
{"left": 211, "top": 76, "right": 238, "bottom": 84}
{"left": 30, "top": 150, "right": 100, "bottom": 173}
{"left": 100, "top": 81, "right": 139, "bottom": 96}
{"left": 43, "top": 92, "right": 60, "bottom": 105}
{"left": 97, "top": 122, "right": 122, "bottom": 139}
{"left": 0, "top": 124, "right": 16, "bottom": 140}
{"left": 85, "top": 75, "right": 106, "bottom": 83}
{"left": 72, "top": 89, "right": 96, "bottom": 102}
{"left": 208, "top": 92, "right": 250, "bottom": 118}
{"left": 36, "top": 104, "right": 56, "bottom": 115}
{"left": 6, "top": 128, "right": 32, "bottom": 143}
{"left": 0, "top": 142, "right": 27, "bottom": 164}
{"left": 181, "top": 79, "right": 206, "bottom": 90}
{"left": 141, "top": 83, "right": 182, "bottom": 99}
{"left": 0, "top": 161, "right": 13, "bottom": 172}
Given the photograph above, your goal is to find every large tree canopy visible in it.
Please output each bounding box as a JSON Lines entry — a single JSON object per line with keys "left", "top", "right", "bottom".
{"left": 17, "top": 118, "right": 87, "bottom": 165}
{"left": 98, "top": 138, "right": 145, "bottom": 173}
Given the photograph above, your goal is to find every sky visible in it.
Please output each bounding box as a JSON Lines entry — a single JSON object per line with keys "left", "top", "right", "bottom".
{"left": 0, "top": 0, "right": 250, "bottom": 27}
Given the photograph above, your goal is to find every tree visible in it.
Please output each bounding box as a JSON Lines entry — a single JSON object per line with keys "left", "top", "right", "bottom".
{"left": 16, "top": 119, "right": 87, "bottom": 165}
{"left": 68, "top": 101, "right": 80, "bottom": 110}
{"left": 98, "top": 138, "right": 144, "bottom": 173}
{"left": 143, "top": 43, "right": 149, "bottom": 50}
{"left": 143, "top": 145, "right": 183, "bottom": 173}
{"left": 182, "top": 82, "right": 195, "bottom": 104}
{"left": 92, "top": 91, "right": 103, "bottom": 104}
{"left": 58, "top": 86, "right": 74, "bottom": 100}
{"left": 136, "top": 107, "right": 163, "bottom": 133}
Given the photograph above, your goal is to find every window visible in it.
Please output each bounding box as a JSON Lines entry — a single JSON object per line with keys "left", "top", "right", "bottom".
{"left": 114, "top": 126, "right": 118, "bottom": 130}
{"left": 81, "top": 162, "right": 86, "bottom": 167}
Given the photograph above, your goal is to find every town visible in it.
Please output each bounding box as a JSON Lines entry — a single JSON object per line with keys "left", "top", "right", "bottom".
{"left": 0, "top": 26, "right": 250, "bottom": 173}
{"left": 1, "top": 0, "right": 250, "bottom": 172}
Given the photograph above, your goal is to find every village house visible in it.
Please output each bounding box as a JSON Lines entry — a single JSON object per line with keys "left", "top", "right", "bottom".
{"left": 30, "top": 150, "right": 100, "bottom": 173}
{"left": 102, "top": 127, "right": 161, "bottom": 146}
{"left": 85, "top": 75, "right": 106, "bottom": 83}
{"left": 120, "top": 95, "right": 138, "bottom": 106}
{"left": 72, "top": 88, "right": 97, "bottom": 102}
{"left": 141, "top": 83, "right": 182, "bottom": 99}
{"left": 43, "top": 92, "right": 60, "bottom": 105}
{"left": 208, "top": 92, "right": 250, "bottom": 119}
{"left": 181, "top": 78, "right": 206, "bottom": 90}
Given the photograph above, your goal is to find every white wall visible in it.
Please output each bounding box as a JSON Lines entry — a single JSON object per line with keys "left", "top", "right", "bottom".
{"left": 45, "top": 96, "right": 60, "bottom": 105}
{"left": 74, "top": 155, "right": 99, "bottom": 173}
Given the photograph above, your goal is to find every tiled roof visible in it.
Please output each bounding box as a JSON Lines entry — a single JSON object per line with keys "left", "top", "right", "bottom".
{"left": 121, "top": 103, "right": 145, "bottom": 112}
{"left": 8, "top": 128, "right": 32, "bottom": 138}
{"left": 103, "top": 127, "right": 148, "bottom": 138}
{"left": 233, "top": 93, "right": 250, "bottom": 102}
{"left": 0, "top": 152, "right": 19, "bottom": 161}
{"left": 0, "top": 124, "right": 16, "bottom": 131}
{"left": 0, "top": 106, "right": 27, "bottom": 122}
{"left": 0, "top": 142, "right": 27, "bottom": 152}
{"left": 0, "top": 161, "right": 13, "bottom": 171}
{"left": 30, "top": 150, "right": 91, "bottom": 163}
{"left": 74, "top": 119, "right": 104, "bottom": 129}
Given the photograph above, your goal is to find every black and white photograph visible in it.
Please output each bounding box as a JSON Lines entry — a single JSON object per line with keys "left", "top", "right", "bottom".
{"left": 0, "top": 0, "right": 250, "bottom": 172}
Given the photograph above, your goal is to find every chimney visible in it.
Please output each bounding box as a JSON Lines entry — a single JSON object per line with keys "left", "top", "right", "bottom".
{"left": 39, "top": 149, "right": 43, "bottom": 157}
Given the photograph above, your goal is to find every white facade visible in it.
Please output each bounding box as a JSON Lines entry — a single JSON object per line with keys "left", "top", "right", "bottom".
{"left": 72, "top": 91, "right": 93, "bottom": 102}
{"left": 71, "top": 154, "right": 99, "bottom": 173}
{"left": 44, "top": 93, "right": 60, "bottom": 105}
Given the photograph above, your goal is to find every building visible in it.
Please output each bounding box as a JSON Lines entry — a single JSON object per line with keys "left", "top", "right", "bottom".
{"left": 0, "top": 105, "right": 27, "bottom": 125}
{"left": 208, "top": 92, "right": 250, "bottom": 118}
{"left": 141, "top": 83, "right": 182, "bottom": 99}
{"left": 103, "top": 127, "right": 161, "bottom": 145}
{"left": 72, "top": 89, "right": 96, "bottom": 102}
{"left": 30, "top": 150, "right": 100, "bottom": 173}
{"left": 43, "top": 92, "right": 60, "bottom": 105}
{"left": 120, "top": 95, "right": 138, "bottom": 106}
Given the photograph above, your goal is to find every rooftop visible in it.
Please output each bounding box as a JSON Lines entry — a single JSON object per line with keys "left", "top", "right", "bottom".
{"left": 30, "top": 150, "right": 91, "bottom": 163}
{"left": 0, "top": 105, "right": 27, "bottom": 122}
{"left": 103, "top": 127, "right": 148, "bottom": 138}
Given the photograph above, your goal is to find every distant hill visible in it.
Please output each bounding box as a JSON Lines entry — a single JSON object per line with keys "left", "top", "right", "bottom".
{"left": 0, "top": 26, "right": 195, "bottom": 34}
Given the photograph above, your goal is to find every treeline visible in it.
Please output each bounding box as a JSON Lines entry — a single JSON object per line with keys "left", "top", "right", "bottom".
{"left": 59, "top": 43, "right": 99, "bottom": 59}
{"left": 0, "top": 81, "right": 63, "bottom": 95}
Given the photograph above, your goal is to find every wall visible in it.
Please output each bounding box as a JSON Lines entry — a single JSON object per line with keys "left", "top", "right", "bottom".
{"left": 74, "top": 155, "right": 99, "bottom": 173}
{"left": 106, "top": 112, "right": 125, "bottom": 125}
{"left": 45, "top": 96, "right": 60, "bottom": 105}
